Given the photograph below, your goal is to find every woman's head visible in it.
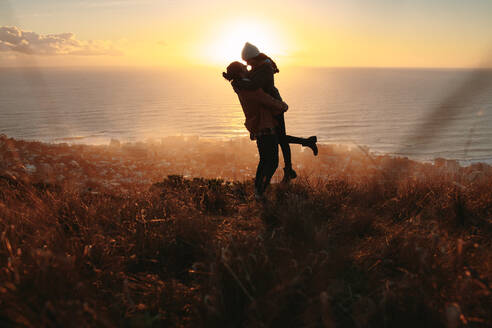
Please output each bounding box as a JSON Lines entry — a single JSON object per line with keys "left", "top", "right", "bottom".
{"left": 240, "top": 42, "right": 279, "bottom": 73}
{"left": 247, "top": 53, "right": 279, "bottom": 73}
{"left": 241, "top": 42, "right": 260, "bottom": 62}
{"left": 222, "top": 61, "right": 247, "bottom": 81}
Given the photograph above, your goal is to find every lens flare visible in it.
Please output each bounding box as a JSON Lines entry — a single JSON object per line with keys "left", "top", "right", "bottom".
{"left": 202, "top": 19, "right": 287, "bottom": 66}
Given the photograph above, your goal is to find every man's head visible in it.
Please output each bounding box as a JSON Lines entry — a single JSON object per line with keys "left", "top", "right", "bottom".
{"left": 223, "top": 61, "right": 248, "bottom": 81}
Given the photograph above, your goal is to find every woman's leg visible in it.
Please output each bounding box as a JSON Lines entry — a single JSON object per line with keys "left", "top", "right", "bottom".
{"left": 277, "top": 114, "right": 318, "bottom": 159}
{"left": 277, "top": 114, "right": 300, "bottom": 183}
{"left": 277, "top": 114, "right": 293, "bottom": 170}
{"left": 285, "top": 135, "right": 307, "bottom": 144}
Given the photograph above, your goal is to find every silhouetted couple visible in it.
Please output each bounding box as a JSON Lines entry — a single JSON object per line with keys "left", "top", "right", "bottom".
{"left": 223, "top": 42, "right": 318, "bottom": 200}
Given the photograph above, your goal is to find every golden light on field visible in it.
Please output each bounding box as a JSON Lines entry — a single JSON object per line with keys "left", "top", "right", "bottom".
{"left": 200, "top": 19, "right": 289, "bottom": 67}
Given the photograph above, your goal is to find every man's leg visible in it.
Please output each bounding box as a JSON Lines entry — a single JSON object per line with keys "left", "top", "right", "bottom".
{"left": 255, "top": 138, "right": 266, "bottom": 194}
{"left": 263, "top": 134, "right": 279, "bottom": 189}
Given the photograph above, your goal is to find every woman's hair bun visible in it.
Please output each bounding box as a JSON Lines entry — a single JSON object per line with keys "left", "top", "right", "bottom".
{"left": 223, "top": 61, "right": 245, "bottom": 82}
{"left": 222, "top": 72, "right": 232, "bottom": 81}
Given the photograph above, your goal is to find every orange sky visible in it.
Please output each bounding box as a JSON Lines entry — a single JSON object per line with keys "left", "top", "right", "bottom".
{"left": 1, "top": 0, "right": 492, "bottom": 68}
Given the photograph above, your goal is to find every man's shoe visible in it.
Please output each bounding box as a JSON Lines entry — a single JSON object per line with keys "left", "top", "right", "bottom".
{"left": 254, "top": 189, "right": 265, "bottom": 201}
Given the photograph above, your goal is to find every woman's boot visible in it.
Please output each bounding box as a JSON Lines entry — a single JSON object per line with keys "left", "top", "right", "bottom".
{"left": 303, "top": 136, "right": 318, "bottom": 156}
{"left": 282, "top": 166, "right": 297, "bottom": 183}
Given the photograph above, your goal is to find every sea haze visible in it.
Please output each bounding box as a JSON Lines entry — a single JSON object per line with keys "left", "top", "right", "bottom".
{"left": 1, "top": 66, "right": 491, "bottom": 163}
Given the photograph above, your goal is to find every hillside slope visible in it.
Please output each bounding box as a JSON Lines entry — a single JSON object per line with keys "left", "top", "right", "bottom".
{"left": 0, "top": 136, "right": 491, "bottom": 327}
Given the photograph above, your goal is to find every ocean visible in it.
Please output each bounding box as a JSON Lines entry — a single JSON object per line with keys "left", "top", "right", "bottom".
{"left": 1, "top": 66, "right": 491, "bottom": 163}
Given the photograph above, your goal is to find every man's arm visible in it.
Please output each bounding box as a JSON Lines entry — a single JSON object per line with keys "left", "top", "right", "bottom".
{"left": 253, "top": 89, "right": 288, "bottom": 115}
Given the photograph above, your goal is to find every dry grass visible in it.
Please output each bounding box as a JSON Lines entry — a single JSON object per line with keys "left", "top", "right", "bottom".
{"left": 0, "top": 136, "right": 491, "bottom": 327}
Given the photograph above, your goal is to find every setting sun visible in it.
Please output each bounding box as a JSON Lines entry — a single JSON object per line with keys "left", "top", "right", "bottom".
{"left": 201, "top": 19, "right": 288, "bottom": 66}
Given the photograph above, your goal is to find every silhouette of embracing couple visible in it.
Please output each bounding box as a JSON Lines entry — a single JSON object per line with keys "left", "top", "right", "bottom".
{"left": 223, "top": 42, "right": 318, "bottom": 200}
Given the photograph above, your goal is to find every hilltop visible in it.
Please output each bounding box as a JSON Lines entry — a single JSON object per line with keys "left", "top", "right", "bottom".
{"left": 0, "top": 135, "right": 490, "bottom": 327}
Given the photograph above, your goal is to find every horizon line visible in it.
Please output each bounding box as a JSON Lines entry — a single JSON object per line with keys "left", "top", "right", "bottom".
{"left": 1, "top": 64, "right": 492, "bottom": 71}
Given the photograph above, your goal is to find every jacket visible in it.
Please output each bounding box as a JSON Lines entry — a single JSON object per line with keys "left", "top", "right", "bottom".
{"left": 231, "top": 79, "right": 288, "bottom": 136}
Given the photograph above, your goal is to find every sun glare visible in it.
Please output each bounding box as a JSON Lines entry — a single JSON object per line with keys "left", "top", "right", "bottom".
{"left": 204, "top": 20, "right": 286, "bottom": 67}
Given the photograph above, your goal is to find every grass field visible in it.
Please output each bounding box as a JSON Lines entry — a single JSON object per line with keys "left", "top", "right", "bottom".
{"left": 0, "top": 135, "right": 491, "bottom": 327}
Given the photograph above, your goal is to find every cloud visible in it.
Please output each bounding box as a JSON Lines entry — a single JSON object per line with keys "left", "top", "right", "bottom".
{"left": 0, "top": 26, "right": 122, "bottom": 56}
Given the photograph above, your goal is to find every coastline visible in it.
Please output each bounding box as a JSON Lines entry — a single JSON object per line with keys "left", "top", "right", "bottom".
{"left": 1, "top": 134, "right": 490, "bottom": 194}
{"left": 0, "top": 133, "right": 491, "bottom": 326}
{"left": 2, "top": 66, "right": 491, "bottom": 166}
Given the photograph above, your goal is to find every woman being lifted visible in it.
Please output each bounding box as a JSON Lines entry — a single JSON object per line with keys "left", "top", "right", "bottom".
{"left": 237, "top": 42, "right": 318, "bottom": 182}
{"left": 223, "top": 61, "right": 288, "bottom": 200}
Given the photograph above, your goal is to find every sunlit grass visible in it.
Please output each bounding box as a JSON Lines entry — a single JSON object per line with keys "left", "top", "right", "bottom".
{"left": 0, "top": 136, "right": 490, "bottom": 327}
